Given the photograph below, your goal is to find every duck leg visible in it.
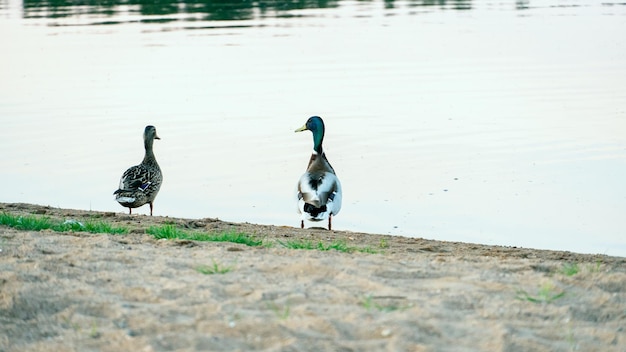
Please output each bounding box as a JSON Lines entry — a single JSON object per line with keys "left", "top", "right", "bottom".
{"left": 128, "top": 208, "right": 132, "bottom": 215}
{"left": 328, "top": 215, "right": 332, "bottom": 231}
{"left": 149, "top": 202, "right": 154, "bottom": 216}
{"left": 300, "top": 220, "right": 304, "bottom": 229}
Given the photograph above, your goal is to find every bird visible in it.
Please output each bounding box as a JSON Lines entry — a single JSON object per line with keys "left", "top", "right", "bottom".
{"left": 114, "top": 125, "right": 162, "bottom": 216}
{"left": 295, "top": 116, "right": 342, "bottom": 230}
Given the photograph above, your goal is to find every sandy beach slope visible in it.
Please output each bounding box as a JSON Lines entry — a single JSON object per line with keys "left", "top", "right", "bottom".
{"left": 0, "top": 203, "right": 624, "bottom": 351}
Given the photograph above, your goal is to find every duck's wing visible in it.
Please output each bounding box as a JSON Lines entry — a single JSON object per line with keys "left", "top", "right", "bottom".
{"left": 114, "top": 164, "right": 159, "bottom": 194}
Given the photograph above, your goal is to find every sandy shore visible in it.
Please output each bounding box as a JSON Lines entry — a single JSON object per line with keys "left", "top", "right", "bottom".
{"left": 0, "top": 202, "right": 624, "bottom": 351}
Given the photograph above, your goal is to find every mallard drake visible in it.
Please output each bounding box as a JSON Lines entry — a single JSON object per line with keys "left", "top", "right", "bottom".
{"left": 295, "top": 116, "right": 342, "bottom": 230}
{"left": 114, "top": 125, "right": 162, "bottom": 215}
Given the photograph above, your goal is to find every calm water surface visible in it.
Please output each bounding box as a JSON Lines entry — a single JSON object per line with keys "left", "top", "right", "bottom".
{"left": 1, "top": 0, "right": 625, "bottom": 256}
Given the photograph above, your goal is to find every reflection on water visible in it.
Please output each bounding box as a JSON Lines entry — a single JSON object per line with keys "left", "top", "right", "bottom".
{"left": 22, "top": 0, "right": 337, "bottom": 21}
{"left": 15, "top": 0, "right": 626, "bottom": 26}
{"left": 2, "top": 0, "right": 626, "bottom": 257}
{"left": 19, "top": 0, "right": 481, "bottom": 23}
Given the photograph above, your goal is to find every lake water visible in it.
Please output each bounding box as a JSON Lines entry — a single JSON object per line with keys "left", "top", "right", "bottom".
{"left": 1, "top": 0, "right": 625, "bottom": 256}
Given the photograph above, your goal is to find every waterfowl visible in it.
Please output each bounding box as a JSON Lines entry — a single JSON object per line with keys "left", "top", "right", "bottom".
{"left": 114, "top": 125, "right": 162, "bottom": 216}
{"left": 295, "top": 116, "right": 342, "bottom": 230}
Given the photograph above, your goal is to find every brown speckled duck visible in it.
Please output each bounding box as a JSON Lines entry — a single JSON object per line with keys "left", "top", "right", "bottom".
{"left": 114, "top": 125, "right": 162, "bottom": 215}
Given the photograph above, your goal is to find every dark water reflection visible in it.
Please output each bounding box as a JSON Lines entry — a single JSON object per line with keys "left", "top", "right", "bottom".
{"left": 22, "top": 0, "right": 332, "bottom": 21}
{"left": 20, "top": 0, "right": 481, "bottom": 23}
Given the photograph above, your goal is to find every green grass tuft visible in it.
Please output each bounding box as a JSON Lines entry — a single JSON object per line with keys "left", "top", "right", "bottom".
{"left": 267, "top": 302, "right": 290, "bottom": 320}
{"left": 196, "top": 260, "right": 233, "bottom": 275}
{"left": 277, "top": 239, "right": 376, "bottom": 254}
{"left": 194, "top": 231, "right": 263, "bottom": 246}
{"left": 515, "top": 282, "right": 566, "bottom": 304}
{"left": 357, "top": 246, "right": 378, "bottom": 254}
{"left": 589, "top": 260, "right": 603, "bottom": 273}
{"left": 361, "top": 295, "right": 409, "bottom": 312}
{"left": 277, "top": 239, "right": 316, "bottom": 250}
{"left": 146, "top": 225, "right": 262, "bottom": 246}
{"left": 146, "top": 224, "right": 186, "bottom": 239}
{"left": 323, "top": 241, "right": 350, "bottom": 252}
{"left": 560, "top": 262, "right": 580, "bottom": 276}
{"left": 0, "top": 213, "right": 53, "bottom": 231}
{"left": 81, "top": 221, "right": 128, "bottom": 234}
{"left": 0, "top": 213, "right": 128, "bottom": 234}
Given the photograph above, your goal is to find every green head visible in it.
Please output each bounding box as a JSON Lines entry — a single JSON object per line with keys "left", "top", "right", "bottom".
{"left": 295, "top": 116, "right": 325, "bottom": 153}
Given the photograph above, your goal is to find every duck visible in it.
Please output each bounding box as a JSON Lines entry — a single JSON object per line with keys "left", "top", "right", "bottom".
{"left": 114, "top": 125, "right": 162, "bottom": 216}
{"left": 295, "top": 116, "right": 342, "bottom": 230}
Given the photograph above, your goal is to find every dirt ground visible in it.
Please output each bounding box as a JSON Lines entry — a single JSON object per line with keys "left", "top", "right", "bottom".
{"left": 0, "top": 202, "right": 624, "bottom": 351}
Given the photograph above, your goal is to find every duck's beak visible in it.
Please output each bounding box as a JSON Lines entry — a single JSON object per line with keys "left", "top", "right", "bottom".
{"left": 295, "top": 124, "right": 308, "bottom": 133}
{"left": 155, "top": 134, "right": 161, "bottom": 140}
